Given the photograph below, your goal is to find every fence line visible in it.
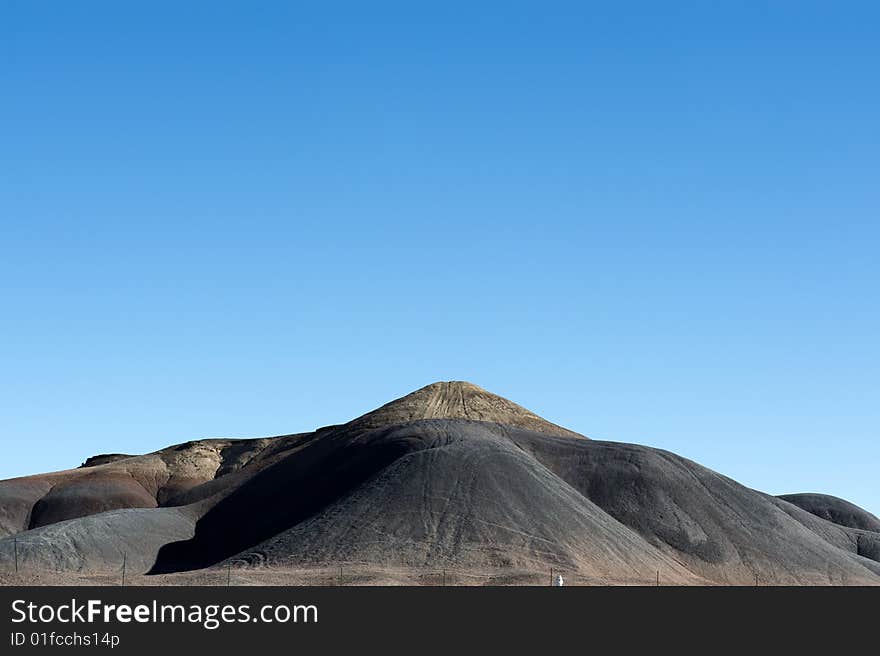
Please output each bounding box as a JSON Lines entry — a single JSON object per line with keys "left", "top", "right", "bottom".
{"left": 0, "top": 557, "right": 687, "bottom": 587}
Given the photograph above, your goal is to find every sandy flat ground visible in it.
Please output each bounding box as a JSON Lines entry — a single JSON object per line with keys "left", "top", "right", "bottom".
{"left": 0, "top": 565, "right": 691, "bottom": 587}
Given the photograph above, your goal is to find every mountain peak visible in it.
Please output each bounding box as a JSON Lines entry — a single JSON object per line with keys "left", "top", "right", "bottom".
{"left": 346, "top": 380, "right": 584, "bottom": 439}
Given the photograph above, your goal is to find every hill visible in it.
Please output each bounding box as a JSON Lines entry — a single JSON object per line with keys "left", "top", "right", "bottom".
{"left": 0, "top": 382, "right": 877, "bottom": 586}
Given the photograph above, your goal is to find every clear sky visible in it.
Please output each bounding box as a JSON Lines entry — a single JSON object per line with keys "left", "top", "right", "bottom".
{"left": 2, "top": 2, "right": 878, "bottom": 515}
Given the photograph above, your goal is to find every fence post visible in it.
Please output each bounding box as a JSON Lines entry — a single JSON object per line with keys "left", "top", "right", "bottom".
{"left": 550, "top": 567, "right": 553, "bottom": 586}
{"left": 121, "top": 553, "right": 127, "bottom": 587}
{"left": 227, "top": 563, "right": 231, "bottom": 587}
{"left": 14, "top": 537, "right": 18, "bottom": 574}
{"left": 338, "top": 566, "right": 342, "bottom": 586}
{"left": 656, "top": 570, "right": 659, "bottom": 586}
{"left": 442, "top": 569, "right": 446, "bottom": 586}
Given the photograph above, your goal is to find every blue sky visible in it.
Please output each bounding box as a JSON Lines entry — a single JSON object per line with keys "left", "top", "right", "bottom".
{"left": 2, "top": 2, "right": 878, "bottom": 514}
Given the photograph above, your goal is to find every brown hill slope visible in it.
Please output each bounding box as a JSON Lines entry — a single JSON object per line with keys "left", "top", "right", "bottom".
{"left": 0, "top": 437, "right": 280, "bottom": 537}
{"left": 345, "top": 381, "right": 584, "bottom": 438}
